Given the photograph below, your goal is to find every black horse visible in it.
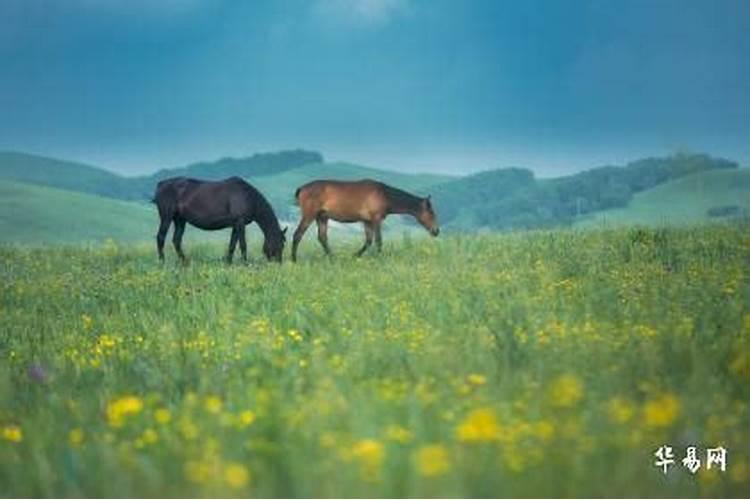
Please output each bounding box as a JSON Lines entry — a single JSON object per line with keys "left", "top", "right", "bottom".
{"left": 153, "top": 176, "right": 287, "bottom": 263}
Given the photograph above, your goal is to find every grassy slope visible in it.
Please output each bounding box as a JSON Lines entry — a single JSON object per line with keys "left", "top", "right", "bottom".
{"left": 0, "top": 180, "right": 158, "bottom": 244}
{"left": 0, "top": 151, "right": 128, "bottom": 197}
{"left": 575, "top": 168, "right": 750, "bottom": 228}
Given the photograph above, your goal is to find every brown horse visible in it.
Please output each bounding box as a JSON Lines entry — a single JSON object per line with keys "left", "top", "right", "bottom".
{"left": 291, "top": 179, "right": 439, "bottom": 261}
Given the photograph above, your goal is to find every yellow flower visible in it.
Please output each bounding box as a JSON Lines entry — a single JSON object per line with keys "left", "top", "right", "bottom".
{"left": 643, "top": 393, "right": 680, "bottom": 428}
{"left": 106, "top": 395, "right": 143, "bottom": 427}
{"left": 142, "top": 428, "right": 158, "bottom": 444}
{"left": 224, "top": 462, "right": 251, "bottom": 489}
{"left": 204, "top": 396, "right": 223, "bottom": 414}
{"left": 238, "top": 410, "right": 256, "bottom": 428}
{"left": 385, "top": 424, "right": 413, "bottom": 444}
{"left": 549, "top": 374, "right": 584, "bottom": 408}
{"left": 415, "top": 444, "right": 451, "bottom": 477}
{"left": 68, "top": 428, "right": 84, "bottom": 447}
{"left": 456, "top": 408, "right": 500, "bottom": 442}
{"left": 179, "top": 418, "right": 199, "bottom": 440}
{"left": 607, "top": 397, "right": 635, "bottom": 424}
{"left": 154, "top": 408, "right": 171, "bottom": 424}
{"left": 351, "top": 439, "right": 385, "bottom": 481}
{"left": 533, "top": 420, "right": 555, "bottom": 441}
{"left": 468, "top": 373, "right": 487, "bottom": 386}
{"left": 81, "top": 314, "right": 93, "bottom": 330}
{"left": 2, "top": 425, "right": 23, "bottom": 443}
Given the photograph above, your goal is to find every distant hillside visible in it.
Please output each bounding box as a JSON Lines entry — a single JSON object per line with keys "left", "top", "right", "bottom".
{"left": 0, "top": 151, "right": 132, "bottom": 199}
{"left": 432, "top": 153, "right": 740, "bottom": 230}
{"left": 0, "top": 179, "right": 155, "bottom": 244}
{"left": 146, "top": 149, "right": 324, "bottom": 183}
{"left": 0, "top": 149, "right": 325, "bottom": 201}
{"left": 575, "top": 168, "right": 750, "bottom": 227}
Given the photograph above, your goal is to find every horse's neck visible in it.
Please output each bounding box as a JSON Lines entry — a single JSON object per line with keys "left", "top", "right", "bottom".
{"left": 255, "top": 203, "right": 281, "bottom": 238}
{"left": 386, "top": 192, "right": 421, "bottom": 216}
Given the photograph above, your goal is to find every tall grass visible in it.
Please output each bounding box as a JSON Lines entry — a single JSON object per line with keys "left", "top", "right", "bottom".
{"left": 0, "top": 225, "right": 748, "bottom": 497}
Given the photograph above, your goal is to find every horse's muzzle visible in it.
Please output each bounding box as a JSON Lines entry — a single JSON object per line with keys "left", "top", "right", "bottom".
{"left": 431, "top": 228, "right": 440, "bottom": 237}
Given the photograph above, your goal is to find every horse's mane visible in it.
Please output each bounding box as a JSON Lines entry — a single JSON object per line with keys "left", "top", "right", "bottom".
{"left": 379, "top": 182, "right": 423, "bottom": 211}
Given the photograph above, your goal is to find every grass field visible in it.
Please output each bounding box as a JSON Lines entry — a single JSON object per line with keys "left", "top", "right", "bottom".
{"left": 1, "top": 225, "right": 748, "bottom": 497}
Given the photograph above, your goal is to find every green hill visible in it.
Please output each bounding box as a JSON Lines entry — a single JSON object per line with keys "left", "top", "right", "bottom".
{"left": 0, "top": 180, "right": 158, "bottom": 244}
{"left": 0, "top": 151, "right": 134, "bottom": 199}
{"left": 574, "top": 168, "right": 750, "bottom": 227}
{"left": 432, "top": 153, "right": 740, "bottom": 230}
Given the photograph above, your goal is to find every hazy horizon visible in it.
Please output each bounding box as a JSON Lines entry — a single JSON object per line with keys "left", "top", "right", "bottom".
{"left": 2, "top": 0, "right": 749, "bottom": 177}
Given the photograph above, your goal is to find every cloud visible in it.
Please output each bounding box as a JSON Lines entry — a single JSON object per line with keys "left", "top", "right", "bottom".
{"left": 312, "top": 0, "right": 410, "bottom": 28}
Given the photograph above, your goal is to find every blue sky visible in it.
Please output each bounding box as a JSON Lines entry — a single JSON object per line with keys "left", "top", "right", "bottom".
{"left": 1, "top": 0, "right": 748, "bottom": 176}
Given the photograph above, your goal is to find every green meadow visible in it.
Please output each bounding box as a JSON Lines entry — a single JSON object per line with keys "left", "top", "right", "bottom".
{"left": 1, "top": 225, "right": 748, "bottom": 497}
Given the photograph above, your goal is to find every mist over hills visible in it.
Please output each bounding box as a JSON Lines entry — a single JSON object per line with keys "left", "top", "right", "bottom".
{"left": 0, "top": 149, "right": 746, "bottom": 243}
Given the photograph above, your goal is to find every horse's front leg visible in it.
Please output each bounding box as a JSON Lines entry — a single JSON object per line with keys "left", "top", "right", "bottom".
{"left": 172, "top": 218, "right": 187, "bottom": 264}
{"left": 355, "top": 222, "right": 374, "bottom": 257}
{"left": 237, "top": 223, "right": 247, "bottom": 263}
{"left": 226, "top": 227, "right": 238, "bottom": 264}
{"left": 374, "top": 223, "right": 383, "bottom": 253}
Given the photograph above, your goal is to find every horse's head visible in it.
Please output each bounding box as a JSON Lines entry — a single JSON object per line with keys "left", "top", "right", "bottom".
{"left": 264, "top": 226, "right": 288, "bottom": 263}
{"left": 416, "top": 196, "right": 440, "bottom": 237}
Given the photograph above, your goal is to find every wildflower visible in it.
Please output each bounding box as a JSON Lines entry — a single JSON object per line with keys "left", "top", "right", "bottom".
{"left": 224, "top": 462, "right": 251, "bottom": 489}
{"left": 456, "top": 408, "right": 500, "bottom": 442}
{"left": 204, "top": 396, "right": 223, "bottom": 414}
{"left": 533, "top": 420, "right": 555, "bottom": 441}
{"left": 351, "top": 439, "right": 385, "bottom": 481}
{"left": 179, "top": 418, "right": 199, "bottom": 440}
{"left": 154, "top": 408, "right": 172, "bottom": 424}
{"left": 68, "top": 428, "right": 84, "bottom": 447}
{"left": 238, "top": 410, "right": 256, "bottom": 428}
{"left": 106, "top": 395, "right": 143, "bottom": 427}
{"left": 549, "top": 374, "right": 584, "bottom": 408}
{"left": 385, "top": 424, "right": 413, "bottom": 444}
{"left": 81, "top": 314, "right": 93, "bottom": 330}
{"left": 467, "top": 373, "right": 487, "bottom": 386}
{"left": 607, "top": 397, "right": 635, "bottom": 424}
{"left": 142, "top": 428, "right": 158, "bottom": 444}
{"left": 643, "top": 393, "right": 680, "bottom": 428}
{"left": 2, "top": 425, "right": 23, "bottom": 443}
{"left": 415, "top": 444, "right": 451, "bottom": 477}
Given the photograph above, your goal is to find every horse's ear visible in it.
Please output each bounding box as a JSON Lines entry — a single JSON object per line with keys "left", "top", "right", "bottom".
{"left": 282, "top": 226, "right": 288, "bottom": 235}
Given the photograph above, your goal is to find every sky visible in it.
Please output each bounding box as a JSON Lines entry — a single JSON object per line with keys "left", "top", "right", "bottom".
{"left": 1, "top": 0, "right": 749, "bottom": 177}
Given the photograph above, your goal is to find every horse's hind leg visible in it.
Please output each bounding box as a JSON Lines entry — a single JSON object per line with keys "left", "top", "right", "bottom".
{"left": 316, "top": 216, "right": 332, "bottom": 256}
{"left": 292, "top": 216, "right": 313, "bottom": 262}
{"left": 226, "top": 227, "right": 239, "bottom": 264}
{"left": 355, "top": 222, "right": 374, "bottom": 257}
{"left": 156, "top": 217, "right": 172, "bottom": 262}
{"left": 172, "top": 217, "right": 187, "bottom": 263}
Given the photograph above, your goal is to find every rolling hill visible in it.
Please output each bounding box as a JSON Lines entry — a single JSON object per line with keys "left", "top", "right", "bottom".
{"left": 574, "top": 168, "right": 750, "bottom": 227}
{"left": 0, "top": 149, "right": 746, "bottom": 244}
{"left": 0, "top": 179, "right": 156, "bottom": 244}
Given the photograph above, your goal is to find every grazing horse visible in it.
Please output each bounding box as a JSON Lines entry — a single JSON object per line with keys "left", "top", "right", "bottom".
{"left": 292, "top": 179, "right": 439, "bottom": 261}
{"left": 153, "top": 176, "right": 287, "bottom": 263}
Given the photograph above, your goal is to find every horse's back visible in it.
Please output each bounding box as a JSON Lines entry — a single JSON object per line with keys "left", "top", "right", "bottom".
{"left": 296, "top": 179, "right": 388, "bottom": 220}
